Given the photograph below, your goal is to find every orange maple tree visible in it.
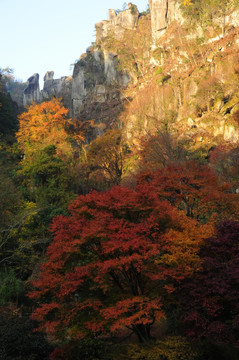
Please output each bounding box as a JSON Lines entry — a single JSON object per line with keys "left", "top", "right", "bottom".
{"left": 17, "top": 98, "right": 79, "bottom": 158}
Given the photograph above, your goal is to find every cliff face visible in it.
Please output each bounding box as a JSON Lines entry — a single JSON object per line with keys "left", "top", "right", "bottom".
{"left": 71, "top": 49, "right": 106, "bottom": 117}
{"left": 123, "top": 20, "right": 239, "bottom": 151}
{"left": 42, "top": 71, "right": 72, "bottom": 110}
{"left": 23, "top": 4, "right": 135, "bottom": 119}
{"left": 95, "top": 4, "right": 139, "bottom": 44}
{"left": 22, "top": 0, "right": 239, "bottom": 149}
{"left": 149, "top": 0, "right": 183, "bottom": 40}
{"left": 22, "top": 0, "right": 181, "bottom": 110}
{"left": 70, "top": 4, "right": 138, "bottom": 119}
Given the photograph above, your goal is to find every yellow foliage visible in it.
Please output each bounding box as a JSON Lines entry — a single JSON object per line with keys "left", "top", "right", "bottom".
{"left": 159, "top": 215, "right": 215, "bottom": 274}
{"left": 16, "top": 98, "right": 75, "bottom": 159}
{"left": 122, "top": 336, "right": 198, "bottom": 360}
{"left": 183, "top": 0, "right": 193, "bottom": 6}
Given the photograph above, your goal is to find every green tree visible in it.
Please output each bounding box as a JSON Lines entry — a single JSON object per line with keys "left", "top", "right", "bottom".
{"left": 0, "top": 269, "right": 23, "bottom": 306}
{"left": 10, "top": 145, "right": 77, "bottom": 279}
{"left": 19, "top": 145, "right": 74, "bottom": 208}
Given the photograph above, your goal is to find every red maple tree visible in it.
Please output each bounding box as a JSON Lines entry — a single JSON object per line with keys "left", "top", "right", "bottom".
{"left": 137, "top": 161, "right": 239, "bottom": 222}
{"left": 29, "top": 184, "right": 213, "bottom": 343}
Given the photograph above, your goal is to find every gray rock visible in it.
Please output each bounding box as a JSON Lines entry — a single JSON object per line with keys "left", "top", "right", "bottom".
{"left": 95, "top": 85, "right": 106, "bottom": 102}
{"left": 71, "top": 46, "right": 130, "bottom": 117}
{"left": 95, "top": 3, "right": 139, "bottom": 44}
{"left": 23, "top": 73, "right": 41, "bottom": 106}
{"left": 43, "top": 71, "right": 54, "bottom": 82}
{"left": 104, "top": 51, "right": 118, "bottom": 85}
{"left": 42, "top": 71, "right": 72, "bottom": 110}
{"left": 72, "top": 64, "right": 86, "bottom": 117}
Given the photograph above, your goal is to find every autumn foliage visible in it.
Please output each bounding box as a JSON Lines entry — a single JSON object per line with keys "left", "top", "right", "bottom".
{"left": 3, "top": 3, "right": 239, "bottom": 359}
{"left": 180, "top": 220, "right": 239, "bottom": 346}
{"left": 137, "top": 161, "right": 239, "bottom": 221}
{"left": 29, "top": 183, "right": 213, "bottom": 343}
{"left": 16, "top": 98, "right": 75, "bottom": 158}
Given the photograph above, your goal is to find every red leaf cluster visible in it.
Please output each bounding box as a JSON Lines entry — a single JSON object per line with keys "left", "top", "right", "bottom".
{"left": 29, "top": 183, "right": 212, "bottom": 342}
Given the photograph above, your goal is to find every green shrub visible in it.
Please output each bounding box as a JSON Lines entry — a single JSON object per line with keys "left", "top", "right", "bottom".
{"left": 0, "top": 270, "right": 23, "bottom": 305}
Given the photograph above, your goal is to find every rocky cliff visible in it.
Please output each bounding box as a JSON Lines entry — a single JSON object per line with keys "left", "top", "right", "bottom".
{"left": 23, "top": 4, "right": 136, "bottom": 118}
{"left": 95, "top": 3, "right": 139, "bottom": 43}
{"left": 22, "top": 0, "right": 183, "bottom": 110}
{"left": 149, "top": 0, "right": 183, "bottom": 40}
{"left": 22, "top": 0, "right": 239, "bottom": 150}
{"left": 42, "top": 71, "right": 72, "bottom": 109}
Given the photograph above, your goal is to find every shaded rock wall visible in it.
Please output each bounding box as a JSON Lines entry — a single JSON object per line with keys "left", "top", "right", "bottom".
{"left": 23, "top": 73, "right": 41, "bottom": 106}
{"left": 71, "top": 47, "right": 130, "bottom": 118}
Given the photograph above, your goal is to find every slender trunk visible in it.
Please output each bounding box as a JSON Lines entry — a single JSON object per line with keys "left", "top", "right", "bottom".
{"left": 165, "top": 0, "right": 169, "bottom": 27}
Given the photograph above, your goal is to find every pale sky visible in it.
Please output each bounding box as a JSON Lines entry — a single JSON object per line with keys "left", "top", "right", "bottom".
{"left": 1, "top": 0, "right": 148, "bottom": 89}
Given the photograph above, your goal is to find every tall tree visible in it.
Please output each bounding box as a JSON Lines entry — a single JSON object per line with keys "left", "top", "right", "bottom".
{"left": 137, "top": 161, "right": 239, "bottom": 221}
{"left": 29, "top": 184, "right": 213, "bottom": 345}
{"left": 16, "top": 98, "right": 74, "bottom": 159}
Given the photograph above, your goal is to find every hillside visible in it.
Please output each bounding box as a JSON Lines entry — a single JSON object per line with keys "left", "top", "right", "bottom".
{"left": 1, "top": 1, "right": 239, "bottom": 359}
{"left": 18, "top": 1, "right": 239, "bottom": 156}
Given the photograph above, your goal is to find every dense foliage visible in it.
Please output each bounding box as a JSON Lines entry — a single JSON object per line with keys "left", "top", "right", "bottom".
{"left": 0, "top": 94, "right": 239, "bottom": 359}
{"left": 29, "top": 185, "right": 212, "bottom": 343}
{"left": 2, "top": 2, "right": 239, "bottom": 358}
{"left": 0, "top": 308, "right": 52, "bottom": 360}
{"left": 180, "top": 220, "right": 239, "bottom": 345}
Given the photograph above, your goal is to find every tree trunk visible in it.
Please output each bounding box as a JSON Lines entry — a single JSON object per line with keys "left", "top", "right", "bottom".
{"left": 133, "top": 323, "right": 152, "bottom": 343}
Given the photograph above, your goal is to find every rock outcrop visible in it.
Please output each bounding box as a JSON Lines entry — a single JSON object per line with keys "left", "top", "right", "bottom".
{"left": 22, "top": 3, "right": 137, "bottom": 115}
{"left": 149, "top": 0, "right": 183, "bottom": 40}
{"left": 21, "top": 1, "right": 239, "bottom": 151}
{"left": 42, "top": 71, "right": 72, "bottom": 110}
{"left": 71, "top": 47, "right": 130, "bottom": 117}
{"left": 23, "top": 73, "right": 41, "bottom": 106}
{"left": 71, "top": 48, "right": 106, "bottom": 117}
{"left": 95, "top": 3, "right": 139, "bottom": 43}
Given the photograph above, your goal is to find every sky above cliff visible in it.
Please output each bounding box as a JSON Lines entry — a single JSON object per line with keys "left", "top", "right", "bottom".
{"left": 1, "top": 0, "right": 148, "bottom": 89}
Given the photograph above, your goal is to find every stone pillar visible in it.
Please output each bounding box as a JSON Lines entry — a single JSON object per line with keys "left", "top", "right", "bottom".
{"left": 43, "top": 71, "right": 54, "bottom": 82}
{"left": 149, "top": 0, "right": 183, "bottom": 41}
{"left": 23, "top": 73, "right": 41, "bottom": 106}
{"left": 149, "top": 0, "right": 168, "bottom": 39}
{"left": 109, "top": 9, "right": 116, "bottom": 21}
